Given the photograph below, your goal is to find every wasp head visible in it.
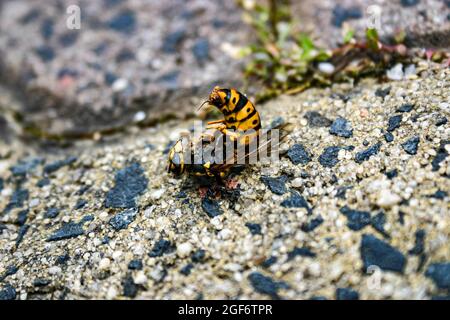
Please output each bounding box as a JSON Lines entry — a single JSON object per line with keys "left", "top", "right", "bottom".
{"left": 208, "top": 86, "right": 231, "bottom": 109}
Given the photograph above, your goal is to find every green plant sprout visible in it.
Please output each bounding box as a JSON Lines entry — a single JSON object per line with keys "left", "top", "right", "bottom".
{"left": 237, "top": 0, "right": 448, "bottom": 102}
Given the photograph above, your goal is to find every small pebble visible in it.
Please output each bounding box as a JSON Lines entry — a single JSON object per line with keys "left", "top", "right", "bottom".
{"left": 401, "top": 136, "right": 420, "bottom": 155}
{"left": 287, "top": 144, "right": 311, "bottom": 165}
{"left": 201, "top": 198, "right": 223, "bottom": 218}
{"left": 260, "top": 176, "right": 288, "bottom": 195}
{"left": 387, "top": 115, "right": 402, "bottom": 132}
{"left": 177, "top": 242, "right": 193, "bottom": 258}
{"left": 336, "top": 288, "right": 359, "bottom": 300}
{"left": 329, "top": 117, "right": 353, "bottom": 138}
{"left": 355, "top": 143, "right": 382, "bottom": 163}
{"left": 360, "top": 234, "right": 406, "bottom": 273}
{"left": 340, "top": 206, "right": 371, "bottom": 231}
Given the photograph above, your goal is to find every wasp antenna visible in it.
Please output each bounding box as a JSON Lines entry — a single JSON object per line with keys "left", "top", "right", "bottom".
{"left": 197, "top": 100, "right": 210, "bottom": 111}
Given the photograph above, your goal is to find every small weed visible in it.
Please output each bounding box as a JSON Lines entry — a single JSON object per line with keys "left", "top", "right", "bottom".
{"left": 237, "top": 0, "right": 448, "bottom": 102}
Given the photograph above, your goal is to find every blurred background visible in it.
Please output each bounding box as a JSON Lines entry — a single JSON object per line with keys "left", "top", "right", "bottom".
{"left": 0, "top": 0, "right": 448, "bottom": 141}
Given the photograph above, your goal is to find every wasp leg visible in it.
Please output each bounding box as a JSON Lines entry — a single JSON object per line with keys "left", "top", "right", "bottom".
{"left": 206, "top": 119, "right": 226, "bottom": 126}
{"left": 219, "top": 128, "right": 240, "bottom": 141}
{"left": 206, "top": 122, "right": 240, "bottom": 141}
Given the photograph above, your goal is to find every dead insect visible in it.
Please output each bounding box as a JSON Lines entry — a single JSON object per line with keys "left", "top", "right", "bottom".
{"left": 167, "top": 87, "right": 291, "bottom": 179}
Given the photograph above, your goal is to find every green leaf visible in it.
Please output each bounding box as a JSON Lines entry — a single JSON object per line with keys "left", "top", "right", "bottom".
{"left": 366, "top": 28, "right": 379, "bottom": 51}
{"left": 343, "top": 29, "right": 355, "bottom": 44}
{"left": 298, "top": 34, "right": 315, "bottom": 53}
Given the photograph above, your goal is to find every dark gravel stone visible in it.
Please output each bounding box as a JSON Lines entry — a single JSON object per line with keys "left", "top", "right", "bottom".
{"left": 429, "top": 190, "right": 448, "bottom": 200}
{"left": 36, "top": 178, "right": 50, "bottom": 188}
{"left": 59, "top": 32, "right": 78, "bottom": 47}
{"left": 245, "top": 223, "right": 262, "bottom": 235}
{"left": 431, "top": 140, "right": 448, "bottom": 171}
{"left": 57, "top": 68, "right": 78, "bottom": 79}
{"left": 109, "top": 208, "right": 138, "bottom": 231}
{"left": 76, "top": 185, "right": 90, "bottom": 196}
{"left": 176, "top": 191, "right": 187, "bottom": 198}
{"left": 360, "top": 234, "right": 406, "bottom": 273}
{"left": 396, "top": 103, "right": 414, "bottom": 112}
{"left": 329, "top": 117, "right": 353, "bottom": 138}
{"left": 401, "top": 0, "right": 420, "bottom": 7}
{"left": 157, "top": 70, "right": 179, "bottom": 89}
{"left": 287, "top": 144, "right": 311, "bottom": 165}
{"left": 162, "top": 30, "right": 186, "bottom": 53}
{"left": 401, "top": 136, "right": 420, "bottom": 155}
{"left": 3, "top": 188, "right": 29, "bottom": 214}
{"left": 201, "top": 198, "right": 223, "bottom": 218}
{"left": 149, "top": 239, "right": 174, "bottom": 257}
{"left": 384, "top": 132, "right": 394, "bottom": 143}
{"left": 16, "top": 209, "right": 28, "bottom": 226}
{"left": 436, "top": 116, "right": 447, "bottom": 126}
{"left": 331, "top": 5, "right": 362, "bottom": 27}
{"left": 40, "top": 18, "right": 54, "bottom": 40}
{"left": 43, "top": 156, "right": 77, "bottom": 174}
{"left": 35, "top": 45, "right": 55, "bottom": 62}
{"left": 0, "top": 223, "right": 6, "bottom": 235}
{"left": 425, "top": 263, "right": 450, "bottom": 290}
{"left": 47, "top": 220, "right": 87, "bottom": 242}
{"left": 261, "top": 176, "right": 288, "bottom": 195}
{"left": 281, "top": 191, "right": 312, "bottom": 213}
{"left": 387, "top": 115, "right": 402, "bottom": 132}
{"left": 192, "top": 38, "right": 210, "bottom": 63}
{"left": 301, "top": 215, "right": 324, "bottom": 232}
{"left": 180, "top": 263, "right": 194, "bottom": 276}
{"left": 122, "top": 275, "right": 138, "bottom": 298}
{"left": 340, "top": 206, "right": 371, "bottom": 231}
{"left": 128, "top": 259, "right": 143, "bottom": 270}
{"left": 10, "top": 157, "right": 43, "bottom": 176}
{"left": 108, "top": 10, "right": 136, "bottom": 34}
{"left": 0, "top": 265, "right": 19, "bottom": 282}
{"left": 0, "top": 284, "right": 16, "bottom": 300}
{"left": 191, "top": 249, "right": 206, "bottom": 263}
{"left": 74, "top": 199, "right": 87, "bottom": 210}
{"left": 385, "top": 169, "right": 398, "bottom": 179}
{"left": 409, "top": 229, "right": 426, "bottom": 255}
{"left": 432, "top": 295, "right": 450, "bottom": 300}
{"left": 371, "top": 212, "right": 390, "bottom": 239}
{"left": 269, "top": 116, "right": 286, "bottom": 129}
{"left": 0, "top": 178, "right": 3, "bottom": 192}
{"left": 330, "top": 92, "right": 351, "bottom": 102}
{"left": 56, "top": 254, "right": 70, "bottom": 265}
{"left": 318, "top": 146, "right": 341, "bottom": 167}
{"left": 355, "top": 142, "right": 382, "bottom": 163}
{"left": 105, "top": 162, "right": 148, "bottom": 209}
{"left": 45, "top": 207, "right": 60, "bottom": 219}
{"left": 33, "top": 279, "right": 51, "bottom": 287}
{"left": 16, "top": 225, "right": 29, "bottom": 247}
{"left": 375, "top": 87, "right": 391, "bottom": 98}
{"left": 287, "top": 247, "right": 316, "bottom": 260}
{"left": 398, "top": 211, "right": 406, "bottom": 225}
{"left": 261, "top": 256, "right": 277, "bottom": 268}
{"left": 248, "top": 272, "right": 288, "bottom": 299}
{"left": 336, "top": 186, "right": 352, "bottom": 199}
{"left": 336, "top": 288, "right": 359, "bottom": 300}
{"left": 304, "top": 111, "right": 332, "bottom": 127}
{"left": 115, "top": 48, "right": 135, "bottom": 62}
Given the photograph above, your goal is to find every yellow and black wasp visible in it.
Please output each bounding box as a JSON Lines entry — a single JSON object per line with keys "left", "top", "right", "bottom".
{"left": 167, "top": 86, "right": 290, "bottom": 179}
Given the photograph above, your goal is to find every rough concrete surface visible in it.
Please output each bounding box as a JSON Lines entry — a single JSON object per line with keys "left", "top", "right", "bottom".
{"left": 0, "top": 61, "right": 448, "bottom": 300}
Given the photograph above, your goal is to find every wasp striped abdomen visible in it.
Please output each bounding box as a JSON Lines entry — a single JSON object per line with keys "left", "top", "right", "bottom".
{"left": 208, "top": 87, "right": 261, "bottom": 132}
